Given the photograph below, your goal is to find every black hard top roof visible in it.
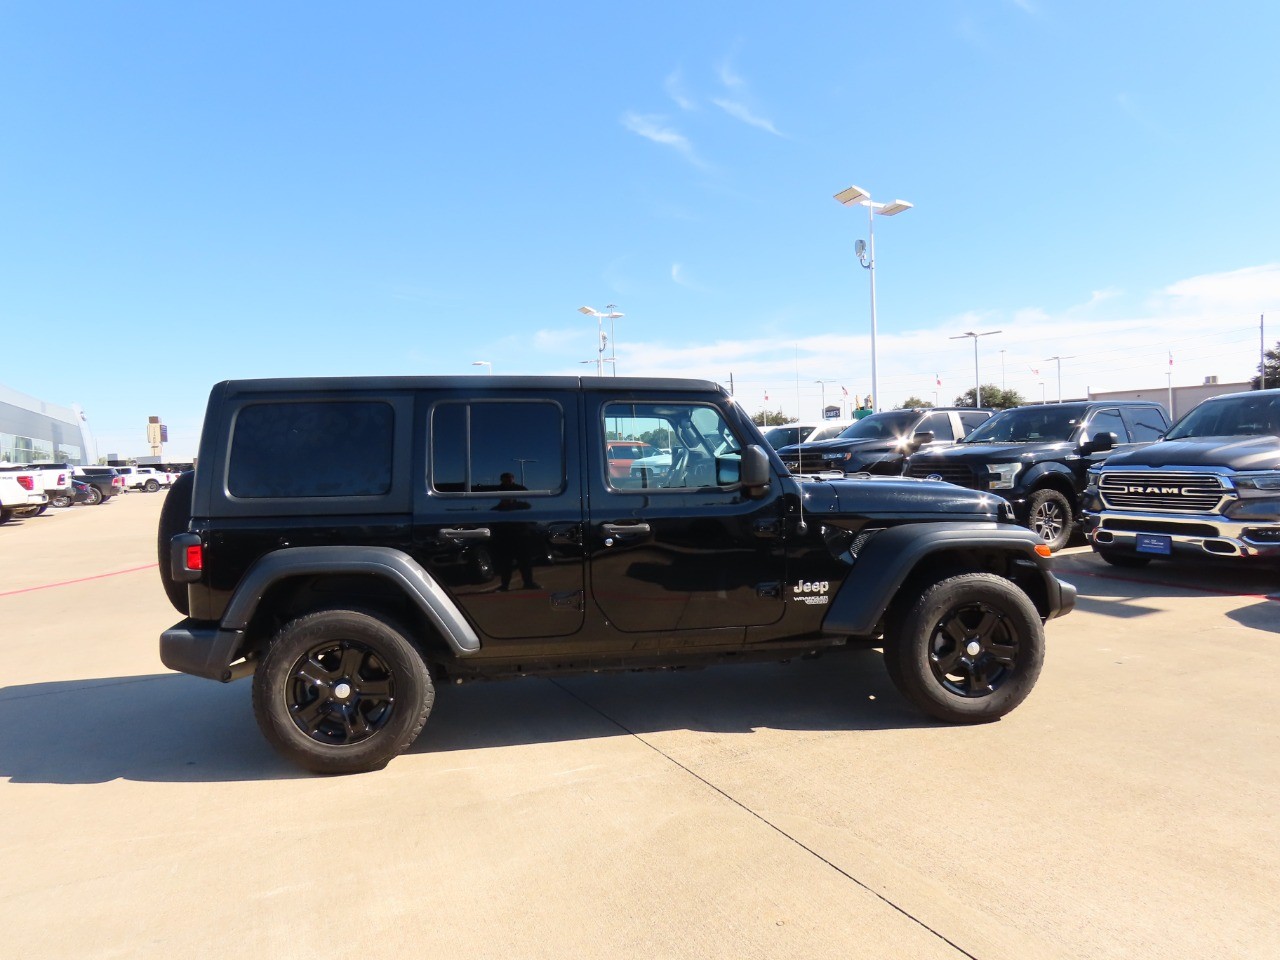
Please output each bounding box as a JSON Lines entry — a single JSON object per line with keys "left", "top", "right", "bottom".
{"left": 215, "top": 376, "right": 728, "bottom": 395}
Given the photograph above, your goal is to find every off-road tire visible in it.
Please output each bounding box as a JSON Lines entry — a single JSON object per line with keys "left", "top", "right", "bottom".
{"left": 252, "top": 609, "right": 434, "bottom": 774}
{"left": 84, "top": 485, "right": 103, "bottom": 506}
{"left": 1024, "top": 488, "right": 1073, "bottom": 553}
{"left": 157, "top": 471, "right": 195, "bottom": 615}
{"left": 884, "top": 572, "right": 1044, "bottom": 724}
{"left": 145, "top": 478, "right": 160, "bottom": 493}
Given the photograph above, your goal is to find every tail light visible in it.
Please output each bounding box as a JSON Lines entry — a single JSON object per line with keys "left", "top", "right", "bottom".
{"left": 185, "top": 544, "right": 204, "bottom": 571}
{"left": 17, "top": 475, "right": 34, "bottom": 491}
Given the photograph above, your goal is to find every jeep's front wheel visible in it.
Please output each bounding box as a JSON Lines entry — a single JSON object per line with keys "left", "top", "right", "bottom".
{"left": 252, "top": 609, "right": 434, "bottom": 774}
{"left": 884, "top": 573, "right": 1044, "bottom": 724}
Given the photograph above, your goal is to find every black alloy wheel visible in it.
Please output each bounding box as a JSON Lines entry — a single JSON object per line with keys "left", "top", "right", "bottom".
{"left": 84, "top": 485, "right": 103, "bottom": 506}
{"left": 284, "top": 639, "right": 397, "bottom": 745}
{"left": 884, "top": 572, "right": 1044, "bottom": 723}
{"left": 926, "top": 600, "right": 1020, "bottom": 698}
{"left": 253, "top": 609, "right": 434, "bottom": 774}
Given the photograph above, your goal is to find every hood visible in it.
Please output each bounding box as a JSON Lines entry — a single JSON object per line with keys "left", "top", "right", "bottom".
{"left": 913, "top": 440, "right": 1072, "bottom": 463}
{"left": 799, "top": 474, "right": 1008, "bottom": 521}
{"left": 778, "top": 436, "right": 900, "bottom": 457}
{"left": 1104, "top": 435, "right": 1280, "bottom": 471}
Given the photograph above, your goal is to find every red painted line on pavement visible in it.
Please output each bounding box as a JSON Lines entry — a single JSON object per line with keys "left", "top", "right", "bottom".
{"left": 1066, "top": 567, "right": 1280, "bottom": 601}
{"left": 0, "top": 562, "right": 158, "bottom": 598}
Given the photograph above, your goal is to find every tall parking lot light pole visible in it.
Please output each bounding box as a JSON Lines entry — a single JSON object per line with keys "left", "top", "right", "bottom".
{"left": 579, "top": 305, "right": 624, "bottom": 375}
{"left": 814, "top": 379, "right": 837, "bottom": 419}
{"left": 834, "top": 186, "right": 912, "bottom": 413}
{"left": 950, "top": 330, "right": 1002, "bottom": 407}
{"left": 1043, "top": 355, "right": 1076, "bottom": 403}
{"left": 471, "top": 361, "right": 493, "bottom": 375}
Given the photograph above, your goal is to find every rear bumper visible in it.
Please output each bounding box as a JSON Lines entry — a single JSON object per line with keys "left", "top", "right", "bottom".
{"left": 160, "top": 619, "right": 250, "bottom": 682}
{"left": 1084, "top": 510, "right": 1280, "bottom": 559}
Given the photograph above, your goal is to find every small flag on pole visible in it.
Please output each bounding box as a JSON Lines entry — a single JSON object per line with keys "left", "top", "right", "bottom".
{"left": 841, "top": 385, "right": 849, "bottom": 397}
{"left": 1168, "top": 351, "right": 1174, "bottom": 367}
{"left": 764, "top": 389, "right": 770, "bottom": 402}
{"left": 935, "top": 373, "right": 942, "bottom": 386}
{"left": 1030, "top": 367, "right": 1040, "bottom": 376}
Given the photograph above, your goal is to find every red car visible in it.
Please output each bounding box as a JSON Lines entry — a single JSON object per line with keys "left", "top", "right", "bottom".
{"left": 605, "top": 440, "right": 656, "bottom": 480}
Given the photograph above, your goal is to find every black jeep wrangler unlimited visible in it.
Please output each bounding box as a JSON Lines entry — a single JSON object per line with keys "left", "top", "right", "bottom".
{"left": 906, "top": 400, "right": 1170, "bottom": 552}
{"left": 159, "top": 376, "right": 1075, "bottom": 773}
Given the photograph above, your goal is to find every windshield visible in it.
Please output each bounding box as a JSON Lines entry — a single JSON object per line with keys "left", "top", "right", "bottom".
{"left": 836, "top": 411, "right": 919, "bottom": 440}
{"left": 806, "top": 421, "right": 849, "bottom": 442}
{"left": 762, "top": 425, "right": 805, "bottom": 448}
{"left": 1166, "top": 394, "right": 1280, "bottom": 440}
{"left": 962, "top": 404, "right": 1087, "bottom": 443}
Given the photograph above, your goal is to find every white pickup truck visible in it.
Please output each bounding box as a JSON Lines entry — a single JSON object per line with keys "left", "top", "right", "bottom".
{"left": 112, "top": 465, "right": 174, "bottom": 492}
{"left": 0, "top": 469, "right": 51, "bottom": 523}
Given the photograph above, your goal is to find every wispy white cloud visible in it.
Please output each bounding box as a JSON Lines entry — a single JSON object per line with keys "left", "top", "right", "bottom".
{"left": 671, "top": 262, "right": 712, "bottom": 293}
{"left": 664, "top": 69, "right": 696, "bottom": 111}
{"left": 539, "top": 264, "right": 1280, "bottom": 418}
{"left": 1158, "top": 263, "right": 1280, "bottom": 310}
{"left": 717, "top": 57, "right": 744, "bottom": 89}
{"left": 711, "top": 97, "right": 783, "bottom": 136}
{"left": 620, "top": 112, "right": 708, "bottom": 169}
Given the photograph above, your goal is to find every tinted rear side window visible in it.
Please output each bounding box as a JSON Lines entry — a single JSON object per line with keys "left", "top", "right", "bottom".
{"left": 229, "top": 401, "right": 394, "bottom": 498}
{"left": 431, "top": 401, "right": 564, "bottom": 494}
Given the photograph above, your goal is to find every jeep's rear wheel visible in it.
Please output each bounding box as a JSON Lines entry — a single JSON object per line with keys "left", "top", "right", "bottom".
{"left": 252, "top": 609, "right": 434, "bottom": 774}
{"left": 1025, "top": 488, "right": 1073, "bottom": 552}
{"left": 884, "top": 573, "right": 1044, "bottom": 724}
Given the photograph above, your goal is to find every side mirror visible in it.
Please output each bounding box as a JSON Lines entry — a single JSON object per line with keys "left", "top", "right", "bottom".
{"left": 739, "top": 444, "right": 772, "bottom": 496}
{"left": 1082, "top": 431, "right": 1116, "bottom": 454}
{"left": 908, "top": 430, "right": 935, "bottom": 451}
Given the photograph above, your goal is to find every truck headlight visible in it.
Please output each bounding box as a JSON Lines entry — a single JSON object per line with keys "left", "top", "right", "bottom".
{"left": 988, "top": 463, "right": 1023, "bottom": 490}
{"left": 1234, "top": 472, "right": 1280, "bottom": 498}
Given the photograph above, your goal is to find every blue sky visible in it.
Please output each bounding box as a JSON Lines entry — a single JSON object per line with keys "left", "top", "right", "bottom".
{"left": 2, "top": 1, "right": 1278, "bottom": 460}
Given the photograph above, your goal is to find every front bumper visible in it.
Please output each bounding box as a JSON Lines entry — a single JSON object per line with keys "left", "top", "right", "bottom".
{"left": 1083, "top": 509, "right": 1280, "bottom": 559}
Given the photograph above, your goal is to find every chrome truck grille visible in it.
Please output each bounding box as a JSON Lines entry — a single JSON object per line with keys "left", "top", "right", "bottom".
{"left": 1098, "top": 471, "right": 1230, "bottom": 513}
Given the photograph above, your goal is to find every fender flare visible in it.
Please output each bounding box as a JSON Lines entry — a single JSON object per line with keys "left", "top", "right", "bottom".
{"left": 1019, "top": 461, "right": 1080, "bottom": 501}
{"left": 821, "top": 522, "right": 1066, "bottom": 636}
{"left": 222, "top": 545, "right": 481, "bottom": 656}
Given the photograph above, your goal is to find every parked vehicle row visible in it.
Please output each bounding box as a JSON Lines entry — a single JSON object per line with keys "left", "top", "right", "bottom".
{"left": 779, "top": 400, "right": 1175, "bottom": 552}
{"left": 0, "top": 463, "right": 179, "bottom": 522}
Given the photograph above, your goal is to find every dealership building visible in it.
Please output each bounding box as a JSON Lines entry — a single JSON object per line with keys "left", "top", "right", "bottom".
{"left": 0, "top": 382, "right": 95, "bottom": 465}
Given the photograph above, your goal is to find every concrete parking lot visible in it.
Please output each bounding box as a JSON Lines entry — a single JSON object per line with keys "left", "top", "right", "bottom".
{"left": 1, "top": 492, "right": 1277, "bottom": 959}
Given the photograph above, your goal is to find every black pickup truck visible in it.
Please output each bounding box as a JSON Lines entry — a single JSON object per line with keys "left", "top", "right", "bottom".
{"left": 907, "top": 400, "right": 1170, "bottom": 551}
{"left": 158, "top": 376, "right": 1075, "bottom": 773}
